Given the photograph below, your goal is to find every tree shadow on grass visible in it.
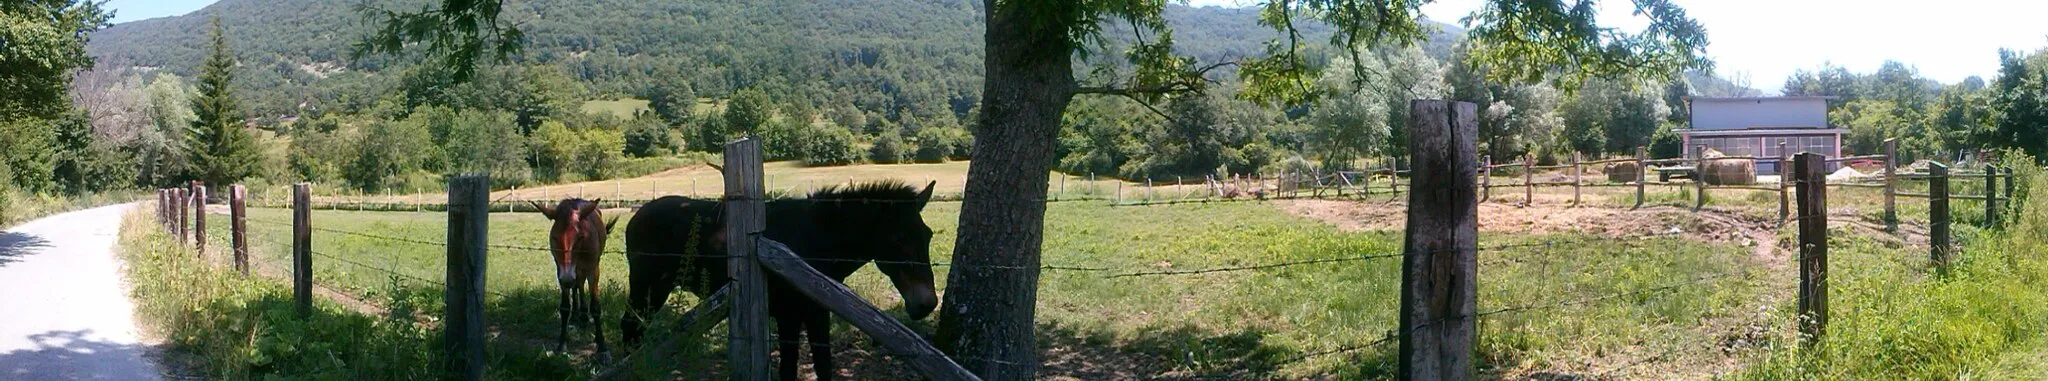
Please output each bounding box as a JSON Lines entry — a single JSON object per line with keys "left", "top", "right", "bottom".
{"left": 0, "top": 231, "right": 49, "bottom": 268}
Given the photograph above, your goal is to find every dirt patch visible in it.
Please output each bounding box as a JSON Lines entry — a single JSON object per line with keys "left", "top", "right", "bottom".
{"left": 1280, "top": 200, "right": 1770, "bottom": 242}
{"left": 1278, "top": 199, "right": 1792, "bottom": 270}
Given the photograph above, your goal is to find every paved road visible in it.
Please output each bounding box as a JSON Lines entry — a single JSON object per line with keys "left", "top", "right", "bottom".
{"left": 0, "top": 203, "right": 164, "bottom": 380}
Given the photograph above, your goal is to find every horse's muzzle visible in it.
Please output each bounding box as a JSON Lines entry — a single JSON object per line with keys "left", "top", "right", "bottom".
{"left": 557, "top": 265, "right": 577, "bottom": 286}
{"left": 899, "top": 284, "right": 938, "bottom": 320}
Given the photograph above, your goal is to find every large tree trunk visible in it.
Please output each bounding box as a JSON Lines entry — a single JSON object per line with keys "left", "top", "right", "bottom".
{"left": 936, "top": 2, "right": 1075, "bottom": 379}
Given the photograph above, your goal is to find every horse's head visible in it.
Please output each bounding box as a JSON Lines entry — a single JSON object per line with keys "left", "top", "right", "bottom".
{"left": 868, "top": 181, "right": 938, "bottom": 320}
{"left": 532, "top": 199, "right": 610, "bottom": 286}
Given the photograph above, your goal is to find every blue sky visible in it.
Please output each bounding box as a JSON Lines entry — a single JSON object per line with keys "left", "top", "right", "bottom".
{"left": 107, "top": 0, "right": 2048, "bottom": 93}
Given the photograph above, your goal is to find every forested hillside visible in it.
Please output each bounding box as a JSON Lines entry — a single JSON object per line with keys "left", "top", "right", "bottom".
{"left": 67, "top": 0, "right": 2043, "bottom": 200}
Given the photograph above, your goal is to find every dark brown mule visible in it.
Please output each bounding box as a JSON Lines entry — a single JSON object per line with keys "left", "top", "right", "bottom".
{"left": 531, "top": 199, "right": 619, "bottom": 363}
{"left": 621, "top": 181, "right": 939, "bottom": 381}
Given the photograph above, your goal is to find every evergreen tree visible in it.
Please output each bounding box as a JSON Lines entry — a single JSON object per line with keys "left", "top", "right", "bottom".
{"left": 185, "top": 18, "right": 263, "bottom": 188}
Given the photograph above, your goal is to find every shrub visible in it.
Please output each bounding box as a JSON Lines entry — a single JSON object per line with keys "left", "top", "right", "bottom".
{"left": 527, "top": 121, "right": 581, "bottom": 183}
{"left": 622, "top": 116, "right": 680, "bottom": 157}
{"left": 869, "top": 132, "right": 909, "bottom": 164}
{"left": 912, "top": 128, "right": 952, "bottom": 163}
{"left": 800, "top": 126, "right": 861, "bottom": 166}
{"left": 575, "top": 128, "right": 625, "bottom": 180}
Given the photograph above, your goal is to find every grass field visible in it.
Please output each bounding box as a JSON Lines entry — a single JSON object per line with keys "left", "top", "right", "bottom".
{"left": 580, "top": 98, "right": 652, "bottom": 119}
{"left": 137, "top": 161, "right": 2047, "bottom": 379}
{"left": 292, "top": 160, "right": 1217, "bottom": 206}
{"left": 192, "top": 196, "right": 1780, "bottom": 378}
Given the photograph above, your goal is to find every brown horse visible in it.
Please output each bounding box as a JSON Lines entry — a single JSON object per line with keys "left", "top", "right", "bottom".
{"left": 621, "top": 181, "right": 939, "bottom": 381}
{"left": 531, "top": 199, "right": 619, "bottom": 363}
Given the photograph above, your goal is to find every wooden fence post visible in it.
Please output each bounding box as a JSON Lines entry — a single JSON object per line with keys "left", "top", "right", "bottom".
{"left": 1694, "top": 145, "right": 1708, "bottom": 211}
{"left": 1391, "top": 158, "right": 1403, "bottom": 198}
{"left": 231, "top": 185, "right": 248, "bottom": 276}
{"left": 1793, "top": 152, "right": 1828, "bottom": 345}
{"left": 1570, "top": 152, "right": 1582, "bottom": 206}
{"left": 1523, "top": 152, "right": 1534, "bottom": 206}
{"left": 1398, "top": 100, "right": 1478, "bottom": 380}
{"left": 1480, "top": 155, "right": 1491, "bottom": 202}
{"left": 1780, "top": 141, "right": 1791, "bottom": 223}
{"left": 291, "top": 183, "right": 312, "bottom": 319}
{"left": 174, "top": 188, "right": 188, "bottom": 245}
{"left": 1986, "top": 165, "right": 2000, "bottom": 226}
{"left": 445, "top": 174, "right": 490, "bottom": 380}
{"left": 723, "top": 139, "right": 771, "bottom": 380}
{"left": 1635, "top": 147, "right": 1647, "bottom": 209}
{"left": 1930, "top": 162, "right": 1952, "bottom": 272}
{"left": 1884, "top": 138, "right": 1898, "bottom": 233}
{"left": 193, "top": 183, "right": 207, "bottom": 255}
{"left": 2005, "top": 165, "right": 2018, "bottom": 215}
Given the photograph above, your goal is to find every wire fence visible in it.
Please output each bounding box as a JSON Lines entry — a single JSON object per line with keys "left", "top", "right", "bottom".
{"left": 151, "top": 149, "right": 1986, "bottom": 379}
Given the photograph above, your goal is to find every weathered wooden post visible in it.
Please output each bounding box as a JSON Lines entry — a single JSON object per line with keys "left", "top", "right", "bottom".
{"left": 1793, "top": 152, "right": 1828, "bottom": 345}
{"left": 291, "top": 183, "right": 312, "bottom": 319}
{"left": 445, "top": 174, "right": 490, "bottom": 380}
{"left": 174, "top": 188, "right": 188, "bottom": 245}
{"left": 1570, "top": 152, "right": 1582, "bottom": 205}
{"left": 193, "top": 183, "right": 207, "bottom": 255}
{"left": 1635, "top": 147, "right": 1648, "bottom": 209}
{"left": 231, "top": 185, "right": 248, "bottom": 276}
{"left": 1694, "top": 145, "right": 1708, "bottom": 211}
{"left": 1986, "top": 165, "right": 2000, "bottom": 226}
{"left": 1480, "top": 155, "right": 1491, "bottom": 202}
{"left": 723, "top": 139, "right": 770, "bottom": 380}
{"left": 1884, "top": 138, "right": 1898, "bottom": 233}
{"left": 1058, "top": 174, "right": 1067, "bottom": 201}
{"left": 1390, "top": 158, "right": 1403, "bottom": 198}
{"left": 1398, "top": 100, "right": 1478, "bottom": 380}
{"left": 1779, "top": 141, "right": 1791, "bottom": 223}
{"left": 1523, "top": 152, "right": 1534, "bottom": 206}
{"left": 2006, "top": 165, "right": 2018, "bottom": 214}
{"left": 1930, "top": 162, "right": 1952, "bottom": 272}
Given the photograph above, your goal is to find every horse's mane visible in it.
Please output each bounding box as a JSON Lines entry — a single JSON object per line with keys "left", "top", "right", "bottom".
{"left": 808, "top": 180, "right": 920, "bottom": 202}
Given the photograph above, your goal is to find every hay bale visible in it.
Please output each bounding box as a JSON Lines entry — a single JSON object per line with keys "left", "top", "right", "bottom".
{"left": 1698, "top": 148, "right": 1757, "bottom": 185}
{"left": 1605, "top": 161, "right": 1641, "bottom": 183}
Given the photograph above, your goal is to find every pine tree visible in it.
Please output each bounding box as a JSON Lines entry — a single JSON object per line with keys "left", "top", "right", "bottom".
{"left": 186, "top": 17, "right": 262, "bottom": 187}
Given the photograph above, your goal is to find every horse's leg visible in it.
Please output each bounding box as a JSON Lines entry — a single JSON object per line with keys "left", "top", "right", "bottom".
{"left": 620, "top": 258, "right": 676, "bottom": 349}
{"left": 586, "top": 273, "right": 611, "bottom": 364}
{"left": 806, "top": 312, "right": 834, "bottom": 381}
{"left": 776, "top": 316, "right": 802, "bottom": 381}
{"left": 556, "top": 286, "right": 571, "bottom": 353}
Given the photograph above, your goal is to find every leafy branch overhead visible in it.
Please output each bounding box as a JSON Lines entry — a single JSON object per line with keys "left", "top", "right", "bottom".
{"left": 1072, "top": 0, "right": 1711, "bottom": 108}
{"left": 353, "top": 0, "right": 525, "bottom": 83}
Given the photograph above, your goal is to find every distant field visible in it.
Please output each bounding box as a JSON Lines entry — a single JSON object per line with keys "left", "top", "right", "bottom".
{"left": 299, "top": 160, "right": 1224, "bottom": 205}
{"left": 579, "top": 98, "right": 651, "bottom": 119}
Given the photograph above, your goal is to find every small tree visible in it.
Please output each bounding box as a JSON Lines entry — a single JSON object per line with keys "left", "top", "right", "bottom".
{"left": 800, "top": 126, "right": 862, "bottom": 166}
{"left": 868, "top": 131, "right": 909, "bottom": 164}
{"left": 912, "top": 127, "right": 952, "bottom": 163}
{"left": 623, "top": 115, "right": 679, "bottom": 157}
{"left": 185, "top": 18, "right": 264, "bottom": 188}
{"left": 576, "top": 128, "right": 625, "bottom": 180}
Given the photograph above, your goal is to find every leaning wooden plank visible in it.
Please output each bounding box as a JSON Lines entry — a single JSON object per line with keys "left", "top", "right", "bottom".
{"left": 1895, "top": 191, "right": 1934, "bottom": 198}
{"left": 591, "top": 286, "right": 733, "bottom": 381}
{"left": 755, "top": 239, "right": 981, "bottom": 381}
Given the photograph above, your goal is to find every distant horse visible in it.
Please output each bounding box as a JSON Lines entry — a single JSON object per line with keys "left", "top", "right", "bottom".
{"left": 620, "top": 180, "right": 939, "bottom": 381}
{"left": 530, "top": 199, "right": 619, "bottom": 363}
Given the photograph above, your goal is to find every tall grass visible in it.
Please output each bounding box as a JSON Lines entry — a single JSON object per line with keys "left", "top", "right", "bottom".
{"left": 1733, "top": 161, "right": 2048, "bottom": 379}
{"left": 1, "top": 189, "right": 141, "bottom": 227}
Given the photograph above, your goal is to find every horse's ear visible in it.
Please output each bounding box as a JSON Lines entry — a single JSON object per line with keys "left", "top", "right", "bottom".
{"left": 530, "top": 201, "right": 557, "bottom": 220}
{"left": 917, "top": 180, "right": 935, "bottom": 209}
{"left": 707, "top": 163, "right": 724, "bottom": 175}
{"left": 581, "top": 199, "right": 602, "bottom": 215}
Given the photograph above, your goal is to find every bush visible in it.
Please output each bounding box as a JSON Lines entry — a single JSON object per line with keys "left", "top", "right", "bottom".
{"left": 575, "top": 129, "right": 626, "bottom": 180}
{"left": 912, "top": 128, "right": 952, "bottom": 163}
{"left": 528, "top": 121, "right": 580, "bottom": 183}
{"left": 622, "top": 116, "right": 680, "bottom": 157}
{"left": 799, "top": 126, "right": 861, "bottom": 166}
{"left": 869, "top": 132, "right": 909, "bottom": 164}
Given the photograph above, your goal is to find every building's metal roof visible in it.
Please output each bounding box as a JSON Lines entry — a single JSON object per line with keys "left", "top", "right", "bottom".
{"left": 1684, "top": 96, "right": 1839, "bottom": 102}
